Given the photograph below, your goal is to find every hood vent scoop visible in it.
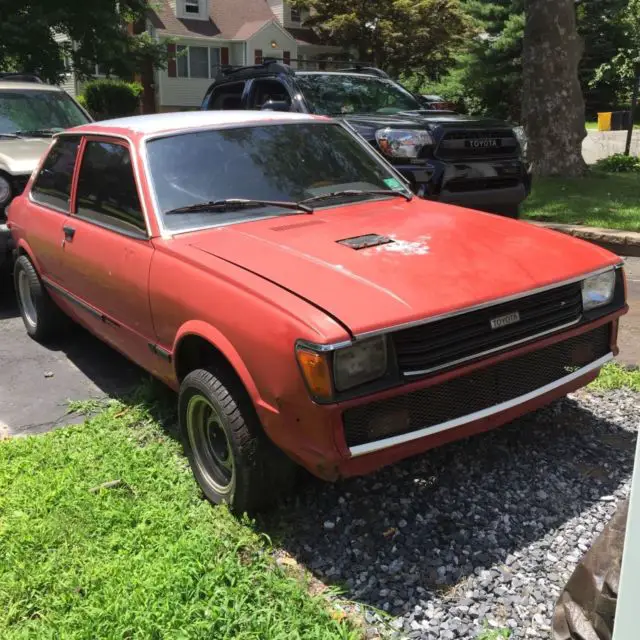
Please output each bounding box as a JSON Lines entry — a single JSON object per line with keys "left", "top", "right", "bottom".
{"left": 337, "top": 234, "right": 394, "bottom": 250}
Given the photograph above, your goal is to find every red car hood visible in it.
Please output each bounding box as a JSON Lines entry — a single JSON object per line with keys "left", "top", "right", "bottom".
{"left": 189, "top": 200, "right": 619, "bottom": 336}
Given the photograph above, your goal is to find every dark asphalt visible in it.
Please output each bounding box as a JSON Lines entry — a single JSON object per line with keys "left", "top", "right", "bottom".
{"left": 0, "top": 257, "right": 638, "bottom": 437}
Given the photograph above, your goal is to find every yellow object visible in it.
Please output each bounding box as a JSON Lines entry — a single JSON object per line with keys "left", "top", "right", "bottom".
{"left": 296, "top": 348, "right": 333, "bottom": 400}
{"left": 598, "top": 112, "right": 612, "bottom": 132}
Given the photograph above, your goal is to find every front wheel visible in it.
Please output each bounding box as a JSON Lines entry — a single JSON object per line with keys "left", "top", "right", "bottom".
{"left": 178, "top": 368, "right": 295, "bottom": 514}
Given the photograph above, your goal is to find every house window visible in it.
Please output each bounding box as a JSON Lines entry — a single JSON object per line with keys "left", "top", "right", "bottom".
{"left": 290, "top": 6, "right": 301, "bottom": 22}
{"left": 177, "top": 45, "right": 189, "bottom": 77}
{"left": 176, "top": 45, "right": 222, "bottom": 79}
{"left": 185, "top": 0, "right": 200, "bottom": 14}
{"left": 189, "top": 46, "right": 209, "bottom": 78}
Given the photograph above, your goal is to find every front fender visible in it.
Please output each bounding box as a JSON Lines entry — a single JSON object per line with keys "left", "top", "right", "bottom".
{"left": 172, "top": 319, "right": 276, "bottom": 415}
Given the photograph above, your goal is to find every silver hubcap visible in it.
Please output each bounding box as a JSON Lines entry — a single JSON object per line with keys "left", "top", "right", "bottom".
{"left": 17, "top": 269, "right": 37, "bottom": 330}
{"left": 186, "top": 395, "right": 235, "bottom": 497}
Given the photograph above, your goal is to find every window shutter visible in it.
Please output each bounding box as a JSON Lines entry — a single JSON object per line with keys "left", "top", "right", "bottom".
{"left": 283, "top": 51, "right": 291, "bottom": 65}
{"left": 167, "top": 43, "right": 176, "bottom": 78}
{"left": 255, "top": 49, "right": 263, "bottom": 64}
{"left": 221, "top": 46, "right": 229, "bottom": 66}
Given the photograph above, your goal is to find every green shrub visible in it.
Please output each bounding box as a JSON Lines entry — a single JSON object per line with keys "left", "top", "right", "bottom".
{"left": 80, "top": 79, "right": 143, "bottom": 120}
{"left": 595, "top": 153, "right": 640, "bottom": 173}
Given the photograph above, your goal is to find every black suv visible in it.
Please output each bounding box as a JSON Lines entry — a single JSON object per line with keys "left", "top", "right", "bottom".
{"left": 201, "top": 62, "right": 531, "bottom": 217}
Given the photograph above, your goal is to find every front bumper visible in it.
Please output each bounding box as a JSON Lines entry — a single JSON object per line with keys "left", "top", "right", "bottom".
{"left": 260, "top": 312, "right": 625, "bottom": 482}
{"left": 395, "top": 158, "right": 531, "bottom": 212}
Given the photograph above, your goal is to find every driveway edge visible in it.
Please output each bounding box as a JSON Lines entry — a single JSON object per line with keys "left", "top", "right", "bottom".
{"left": 529, "top": 221, "right": 640, "bottom": 258}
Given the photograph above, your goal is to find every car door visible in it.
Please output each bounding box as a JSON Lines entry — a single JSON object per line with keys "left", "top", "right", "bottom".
{"left": 24, "top": 136, "right": 81, "bottom": 283}
{"left": 57, "top": 136, "right": 158, "bottom": 372}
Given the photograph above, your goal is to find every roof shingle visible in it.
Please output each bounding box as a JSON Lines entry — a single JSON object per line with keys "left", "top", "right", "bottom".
{"left": 149, "top": 0, "right": 276, "bottom": 40}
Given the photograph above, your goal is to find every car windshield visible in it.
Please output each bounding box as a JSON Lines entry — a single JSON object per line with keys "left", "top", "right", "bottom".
{"left": 0, "top": 90, "right": 89, "bottom": 136}
{"left": 295, "top": 73, "right": 421, "bottom": 116}
{"left": 146, "top": 122, "right": 410, "bottom": 232}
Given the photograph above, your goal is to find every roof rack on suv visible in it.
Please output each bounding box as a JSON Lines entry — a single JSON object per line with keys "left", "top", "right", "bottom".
{"left": 217, "top": 60, "right": 294, "bottom": 82}
{"left": 338, "top": 65, "right": 389, "bottom": 79}
{"left": 0, "top": 72, "right": 44, "bottom": 83}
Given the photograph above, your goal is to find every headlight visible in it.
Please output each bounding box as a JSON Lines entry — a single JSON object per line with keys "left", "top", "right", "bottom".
{"left": 296, "top": 336, "right": 389, "bottom": 400}
{"left": 0, "top": 176, "right": 11, "bottom": 206}
{"left": 334, "top": 337, "right": 388, "bottom": 391}
{"left": 375, "top": 128, "right": 433, "bottom": 158}
{"left": 582, "top": 270, "right": 616, "bottom": 311}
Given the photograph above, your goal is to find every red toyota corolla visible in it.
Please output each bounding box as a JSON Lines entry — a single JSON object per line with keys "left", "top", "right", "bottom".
{"left": 7, "top": 111, "right": 628, "bottom": 513}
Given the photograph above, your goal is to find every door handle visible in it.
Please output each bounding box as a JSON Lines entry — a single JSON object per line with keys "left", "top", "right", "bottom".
{"left": 63, "top": 225, "right": 76, "bottom": 241}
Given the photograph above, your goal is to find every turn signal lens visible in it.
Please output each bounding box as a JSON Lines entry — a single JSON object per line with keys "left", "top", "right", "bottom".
{"left": 296, "top": 349, "right": 333, "bottom": 401}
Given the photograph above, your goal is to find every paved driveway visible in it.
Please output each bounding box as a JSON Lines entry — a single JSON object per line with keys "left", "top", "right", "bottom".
{"left": 583, "top": 130, "right": 640, "bottom": 164}
{"left": 1, "top": 258, "right": 639, "bottom": 437}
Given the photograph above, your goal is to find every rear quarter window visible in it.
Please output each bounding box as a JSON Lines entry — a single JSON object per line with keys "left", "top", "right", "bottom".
{"left": 206, "top": 82, "right": 246, "bottom": 110}
{"left": 31, "top": 136, "right": 81, "bottom": 211}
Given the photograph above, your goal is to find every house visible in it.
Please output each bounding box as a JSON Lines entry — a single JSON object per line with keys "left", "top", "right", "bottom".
{"left": 147, "top": 0, "right": 343, "bottom": 111}
{"left": 59, "top": 1, "right": 343, "bottom": 111}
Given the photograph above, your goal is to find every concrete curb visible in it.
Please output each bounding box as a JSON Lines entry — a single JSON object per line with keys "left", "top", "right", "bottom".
{"left": 528, "top": 221, "right": 640, "bottom": 258}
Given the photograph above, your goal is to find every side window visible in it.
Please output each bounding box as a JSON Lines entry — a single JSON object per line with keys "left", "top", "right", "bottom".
{"left": 31, "top": 136, "right": 81, "bottom": 211}
{"left": 207, "top": 82, "right": 246, "bottom": 110}
{"left": 248, "top": 79, "right": 292, "bottom": 110}
{"left": 75, "top": 141, "right": 146, "bottom": 236}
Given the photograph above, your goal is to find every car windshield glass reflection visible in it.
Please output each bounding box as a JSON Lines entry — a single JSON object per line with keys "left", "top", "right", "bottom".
{"left": 146, "top": 122, "right": 410, "bottom": 231}
{"left": 295, "top": 74, "right": 421, "bottom": 116}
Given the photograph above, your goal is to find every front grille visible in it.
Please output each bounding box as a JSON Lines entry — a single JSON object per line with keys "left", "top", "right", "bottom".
{"left": 436, "top": 129, "right": 519, "bottom": 160}
{"left": 343, "top": 324, "right": 610, "bottom": 448}
{"left": 393, "top": 282, "right": 583, "bottom": 376}
{"left": 445, "top": 177, "right": 520, "bottom": 193}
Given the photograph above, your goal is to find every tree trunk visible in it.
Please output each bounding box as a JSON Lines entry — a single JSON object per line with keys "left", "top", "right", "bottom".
{"left": 523, "top": 0, "right": 587, "bottom": 177}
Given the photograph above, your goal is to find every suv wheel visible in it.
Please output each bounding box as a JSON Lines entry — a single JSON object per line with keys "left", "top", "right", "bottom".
{"left": 14, "top": 255, "right": 67, "bottom": 342}
{"left": 179, "top": 368, "right": 295, "bottom": 514}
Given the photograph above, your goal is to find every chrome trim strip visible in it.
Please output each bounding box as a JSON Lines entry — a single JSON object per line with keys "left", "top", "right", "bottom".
{"left": 296, "top": 338, "right": 353, "bottom": 353}
{"left": 349, "top": 353, "right": 613, "bottom": 457}
{"left": 43, "top": 277, "right": 101, "bottom": 320}
{"left": 403, "top": 317, "right": 582, "bottom": 377}
{"left": 356, "top": 264, "right": 622, "bottom": 340}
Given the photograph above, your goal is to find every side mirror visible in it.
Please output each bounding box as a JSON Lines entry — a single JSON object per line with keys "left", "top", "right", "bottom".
{"left": 261, "top": 100, "right": 291, "bottom": 112}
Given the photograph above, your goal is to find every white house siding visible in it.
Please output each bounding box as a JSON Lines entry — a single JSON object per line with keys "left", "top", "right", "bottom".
{"left": 58, "top": 73, "right": 78, "bottom": 97}
{"left": 157, "top": 40, "right": 244, "bottom": 110}
{"left": 247, "top": 23, "right": 297, "bottom": 65}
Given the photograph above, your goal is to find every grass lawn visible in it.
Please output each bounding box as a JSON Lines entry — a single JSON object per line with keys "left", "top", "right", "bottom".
{"left": 522, "top": 171, "right": 640, "bottom": 231}
{"left": 0, "top": 388, "right": 360, "bottom": 640}
{"left": 589, "top": 362, "right": 640, "bottom": 392}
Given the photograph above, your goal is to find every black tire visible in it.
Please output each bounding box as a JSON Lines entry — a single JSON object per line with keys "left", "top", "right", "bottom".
{"left": 178, "top": 368, "right": 295, "bottom": 514}
{"left": 13, "top": 254, "right": 67, "bottom": 342}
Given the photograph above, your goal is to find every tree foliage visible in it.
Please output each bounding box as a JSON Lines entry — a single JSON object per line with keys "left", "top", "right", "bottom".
{"left": 81, "top": 79, "right": 143, "bottom": 120}
{"left": 0, "top": 0, "right": 167, "bottom": 84}
{"left": 419, "top": 0, "right": 639, "bottom": 121}
{"left": 588, "top": 0, "right": 640, "bottom": 111}
{"left": 290, "top": 0, "right": 472, "bottom": 77}
{"left": 415, "top": 0, "right": 524, "bottom": 121}
{"left": 578, "top": 0, "right": 634, "bottom": 116}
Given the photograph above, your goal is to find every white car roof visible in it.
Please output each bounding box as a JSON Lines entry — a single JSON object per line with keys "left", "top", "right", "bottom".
{"left": 84, "top": 110, "right": 324, "bottom": 135}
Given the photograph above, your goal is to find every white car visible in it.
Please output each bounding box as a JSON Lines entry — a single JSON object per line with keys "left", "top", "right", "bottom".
{"left": 0, "top": 73, "right": 91, "bottom": 268}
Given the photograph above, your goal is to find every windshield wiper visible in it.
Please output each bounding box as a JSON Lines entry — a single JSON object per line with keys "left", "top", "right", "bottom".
{"left": 13, "top": 128, "right": 61, "bottom": 137}
{"left": 299, "top": 189, "right": 413, "bottom": 207}
{"left": 164, "top": 198, "right": 313, "bottom": 215}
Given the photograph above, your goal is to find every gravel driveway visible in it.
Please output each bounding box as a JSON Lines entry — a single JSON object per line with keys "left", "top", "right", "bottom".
{"left": 264, "top": 388, "right": 637, "bottom": 639}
